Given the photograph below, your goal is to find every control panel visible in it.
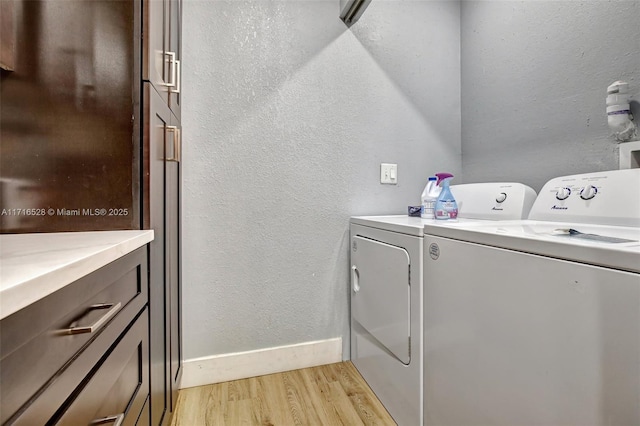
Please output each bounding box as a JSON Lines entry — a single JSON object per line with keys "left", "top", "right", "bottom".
{"left": 528, "top": 169, "right": 640, "bottom": 227}
{"left": 450, "top": 183, "right": 537, "bottom": 220}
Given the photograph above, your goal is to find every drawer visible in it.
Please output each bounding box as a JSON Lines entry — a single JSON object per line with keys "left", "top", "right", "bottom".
{"left": 53, "top": 309, "right": 149, "bottom": 426}
{"left": 7, "top": 308, "right": 149, "bottom": 426}
{"left": 0, "top": 247, "right": 147, "bottom": 425}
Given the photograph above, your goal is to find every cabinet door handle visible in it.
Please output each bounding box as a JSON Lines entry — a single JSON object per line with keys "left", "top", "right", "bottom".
{"left": 166, "top": 126, "right": 180, "bottom": 162}
{"left": 170, "top": 59, "right": 181, "bottom": 94}
{"left": 63, "top": 302, "right": 121, "bottom": 335}
{"left": 351, "top": 265, "right": 360, "bottom": 293}
{"left": 164, "top": 51, "right": 177, "bottom": 88}
{"left": 90, "top": 413, "right": 124, "bottom": 426}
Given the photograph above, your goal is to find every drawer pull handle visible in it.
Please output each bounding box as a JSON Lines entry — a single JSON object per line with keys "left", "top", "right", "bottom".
{"left": 170, "top": 59, "right": 181, "bottom": 94}
{"left": 65, "top": 302, "right": 122, "bottom": 335}
{"left": 166, "top": 126, "right": 181, "bottom": 162}
{"left": 163, "top": 51, "right": 177, "bottom": 88}
{"left": 164, "top": 52, "right": 176, "bottom": 87}
{"left": 90, "top": 413, "right": 124, "bottom": 426}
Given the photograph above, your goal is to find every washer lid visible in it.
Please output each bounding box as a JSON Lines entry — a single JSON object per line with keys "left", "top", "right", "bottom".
{"left": 424, "top": 220, "right": 640, "bottom": 273}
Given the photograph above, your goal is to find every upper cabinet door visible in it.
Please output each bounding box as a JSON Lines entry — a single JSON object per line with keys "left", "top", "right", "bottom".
{"left": 143, "top": 0, "right": 180, "bottom": 118}
{"left": 143, "top": 0, "right": 165, "bottom": 100}
{"left": 168, "top": 0, "right": 181, "bottom": 121}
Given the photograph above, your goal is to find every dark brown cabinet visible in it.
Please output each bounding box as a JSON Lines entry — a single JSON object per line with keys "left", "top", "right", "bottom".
{"left": 142, "top": 0, "right": 182, "bottom": 420}
{"left": 0, "top": 0, "right": 141, "bottom": 233}
{"left": 142, "top": 0, "right": 183, "bottom": 422}
{"left": 0, "top": 247, "right": 148, "bottom": 425}
{"left": 143, "top": 82, "right": 182, "bottom": 426}
{"left": 1, "top": 0, "right": 183, "bottom": 423}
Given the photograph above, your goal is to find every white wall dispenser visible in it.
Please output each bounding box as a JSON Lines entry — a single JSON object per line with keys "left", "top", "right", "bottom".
{"left": 607, "top": 80, "right": 637, "bottom": 142}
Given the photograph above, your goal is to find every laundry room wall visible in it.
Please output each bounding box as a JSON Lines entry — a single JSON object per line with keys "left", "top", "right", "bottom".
{"left": 181, "top": 0, "right": 461, "bottom": 367}
{"left": 460, "top": 1, "right": 640, "bottom": 191}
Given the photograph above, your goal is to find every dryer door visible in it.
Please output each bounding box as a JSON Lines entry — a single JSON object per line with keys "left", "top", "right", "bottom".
{"left": 351, "top": 236, "right": 411, "bottom": 364}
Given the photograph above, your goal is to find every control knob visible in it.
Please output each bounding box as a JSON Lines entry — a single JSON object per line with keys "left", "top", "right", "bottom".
{"left": 495, "top": 192, "right": 507, "bottom": 203}
{"left": 580, "top": 185, "right": 597, "bottom": 200}
{"left": 555, "top": 187, "right": 571, "bottom": 200}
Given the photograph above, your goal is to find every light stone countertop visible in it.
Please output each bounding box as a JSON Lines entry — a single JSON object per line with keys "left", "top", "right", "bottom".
{"left": 0, "top": 230, "right": 154, "bottom": 320}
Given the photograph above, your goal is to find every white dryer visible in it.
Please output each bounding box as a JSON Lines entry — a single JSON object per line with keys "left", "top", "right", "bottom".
{"left": 423, "top": 169, "right": 640, "bottom": 426}
{"left": 350, "top": 182, "right": 536, "bottom": 426}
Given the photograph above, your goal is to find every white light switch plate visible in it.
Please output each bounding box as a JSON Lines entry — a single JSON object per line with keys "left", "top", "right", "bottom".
{"left": 380, "top": 163, "right": 398, "bottom": 184}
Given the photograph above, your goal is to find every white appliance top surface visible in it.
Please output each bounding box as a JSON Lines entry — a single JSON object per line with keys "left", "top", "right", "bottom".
{"left": 351, "top": 182, "right": 537, "bottom": 236}
{"left": 424, "top": 220, "right": 640, "bottom": 273}
{"left": 351, "top": 215, "right": 492, "bottom": 237}
{"left": 0, "top": 230, "right": 154, "bottom": 319}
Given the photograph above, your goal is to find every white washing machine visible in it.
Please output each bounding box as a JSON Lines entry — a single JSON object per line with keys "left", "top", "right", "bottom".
{"left": 423, "top": 169, "right": 640, "bottom": 426}
{"left": 350, "top": 182, "right": 536, "bottom": 426}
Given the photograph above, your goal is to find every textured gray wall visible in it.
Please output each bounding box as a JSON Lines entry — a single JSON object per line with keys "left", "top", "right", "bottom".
{"left": 461, "top": 1, "right": 640, "bottom": 191}
{"left": 182, "top": 0, "right": 461, "bottom": 360}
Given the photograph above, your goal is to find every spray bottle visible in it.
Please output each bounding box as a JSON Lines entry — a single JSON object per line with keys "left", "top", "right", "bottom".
{"left": 434, "top": 173, "right": 458, "bottom": 220}
{"left": 420, "top": 176, "right": 440, "bottom": 219}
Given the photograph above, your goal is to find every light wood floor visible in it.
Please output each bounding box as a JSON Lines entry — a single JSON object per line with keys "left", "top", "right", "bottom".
{"left": 170, "top": 361, "right": 396, "bottom": 425}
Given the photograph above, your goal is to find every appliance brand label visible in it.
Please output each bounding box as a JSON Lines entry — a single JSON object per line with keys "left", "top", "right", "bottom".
{"left": 551, "top": 205, "right": 568, "bottom": 210}
{"left": 429, "top": 243, "right": 440, "bottom": 260}
{"left": 491, "top": 207, "right": 504, "bottom": 211}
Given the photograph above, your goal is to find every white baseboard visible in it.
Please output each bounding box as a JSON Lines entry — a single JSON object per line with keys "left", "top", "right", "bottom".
{"left": 180, "top": 337, "right": 343, "bottom": 389}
